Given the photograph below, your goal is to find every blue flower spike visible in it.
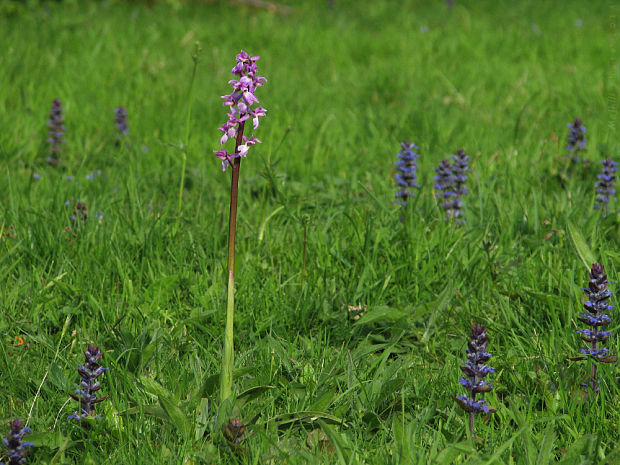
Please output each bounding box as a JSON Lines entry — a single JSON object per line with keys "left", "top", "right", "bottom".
{"left": 454, "top": 324, "right": 496, "bottom": 438}
{"left": 46, "top": 98, "right": 65, "bottom": 168}
{"left": 69, "top": 345, "right": 109, "bottom": 421}
{"left": 594, "top": 158, "right": 618, "bottom": 215}
{"left": 566, "top": 117, "right": 587, "bottom": 162}
{"left": 570, "top": 263, "right": 617, "bottom": 392}
{"left": 394, "top": 140, "right": 420, "bottom": 207}
{"left": 434, "top": 158, "right": 455, "bottom": 217}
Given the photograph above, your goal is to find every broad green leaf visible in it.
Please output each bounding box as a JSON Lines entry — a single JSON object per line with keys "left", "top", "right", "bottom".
{"left": 566, "top": 222, "right": 596, "bottom": 270}
{"left": 355, "top": 306, "right": 407, "bottom": 325}
{"left": 159, "top": 395, "right": 191, "bottom": 440}
{"left": 434, "top": 441, "right": 475, "bottom": 465}
{"left": 309, "top": 390, "right": 336, "bottom": 412}
{"left": 198, "top": 367, "right": 255, "bottom": 397}
{"left": 236, "top": 385, "right": 277, "bottom": 408}
{"left": 536, "top": 424, "right": 556, "bottom": 465}
{"left": 481, "top": 424, "right": 529, "bottom": 465}
{"left": 268, "top": 410, "right": 344, "bottom": 427}
{"left": 557, "top": 434, "right": 598, "bottom": 465}
{"left": 48, "top": 362, "right": 70, "bottom": 392}
{"left": 194, "top": 398, "right": 210, "bottom": 442}
{"left": 317, "top": 420, "right": 357, "bottom": 465}
{"left": 139, "top": 376, "right": 176, "bottom": 401}
{"left": 144, "top": 274, "right": 180, "bottom": 303}
{"left": 27, "top": 431, "right": 72, "bottom": 449}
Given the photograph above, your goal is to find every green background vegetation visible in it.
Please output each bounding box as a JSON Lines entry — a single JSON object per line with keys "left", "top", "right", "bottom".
{"left": 0, "top": 0, "right": 618, "bottom": 463}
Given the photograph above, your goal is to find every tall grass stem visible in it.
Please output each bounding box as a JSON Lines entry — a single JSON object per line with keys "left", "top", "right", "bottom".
{"left": 175, "top": 42, "right": 201, "bottom": 235}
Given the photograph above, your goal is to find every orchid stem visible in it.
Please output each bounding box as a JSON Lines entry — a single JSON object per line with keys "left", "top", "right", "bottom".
{"left": 220, "top": 122, "right": 245, "bottom": 404}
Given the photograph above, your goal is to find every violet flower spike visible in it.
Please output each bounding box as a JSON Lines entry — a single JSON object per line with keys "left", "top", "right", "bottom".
{"left": 594, "top": 158, "right": 618, "bottom": 215}
{"left": 114, "top": 106, "right": 129, "bottom": 138}
{"left": 434, "top": 159, "right": 455, "bottom": 218}
{"left": 394, "top": 140, "right": 420, "bottom": 207}
{"left": 69, "top": 345, "right": 109, "bottom": 420}
{"left": 454, "top": 324, "right": 496, "bottom": 438}
{"left": 46, "top": 98, "right": 65, "bottom": 168}
{"left": 566, "top": 118, "right": 587, "bottom": 162}
{"left": 0, "top": 418, "right": 33, "bottom": 465}
{"left": 571, "top": 263, "right": 617, "bottom": 392}
{"left": 449, "top": 148, "right": 470, "bottom": 221}
{"left": 214, "top": 50, "right": 267, "bottom": 171}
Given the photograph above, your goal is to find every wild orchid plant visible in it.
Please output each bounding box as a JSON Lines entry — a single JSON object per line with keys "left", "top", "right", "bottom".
{"left": 0, "top": 419, "right": 32, "bottom": 465}
{"left": 454, "top": 324, "right": 496, "bottom": 438}
{"left": 570, "top": 263, "right": 617, "bottom": 392}
{"left": 215, "top": 50, "right": 267, "bottom": 403}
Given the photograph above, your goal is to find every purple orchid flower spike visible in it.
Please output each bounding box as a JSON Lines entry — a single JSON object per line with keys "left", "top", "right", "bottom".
{"left": 0, "top": 418, "right": 33, "bottom": 465}
{"left": 214, "top": 50, "right": 267, "bottom": 171}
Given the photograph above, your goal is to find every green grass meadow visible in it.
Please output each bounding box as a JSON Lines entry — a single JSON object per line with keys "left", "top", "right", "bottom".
{"left": 1, "top": 0, "right": 619, "bottom": 463}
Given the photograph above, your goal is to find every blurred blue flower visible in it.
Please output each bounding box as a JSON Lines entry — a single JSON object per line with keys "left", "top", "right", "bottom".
{"left": 434, "top": 158, "right": 455, "bottom": 217}
{"left": 566, "top": 118, "right": 587, "bottom": 162}
{"left": 0, "top": 418, "right": 32, "bottom": 465}
{"left": 594, "top": 158, "right": 618, "bottom": 215}
{"left": 114, "top": 106, "right": 129, "bottom": 138}
{"left": 47, "top": 98, "right": 65, "bottom": 168}
{"left": 394, "top": 140, "right": 420, "bottom": 207}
